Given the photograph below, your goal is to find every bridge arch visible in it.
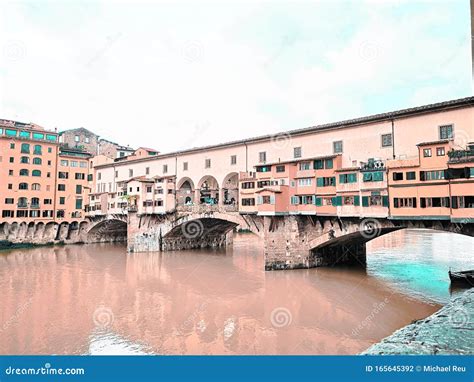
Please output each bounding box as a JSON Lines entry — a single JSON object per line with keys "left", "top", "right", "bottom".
{"left": 87, "top": 218, "right": 128, "bottom": 243}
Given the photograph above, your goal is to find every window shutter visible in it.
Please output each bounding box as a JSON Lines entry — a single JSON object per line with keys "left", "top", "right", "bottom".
{"left": 451, "top": 196, "right": 458, "bottom": 209}
{"left": 257, "top": 196, "right": 263, "bottom": 205}
{"left": 270, "top": 195, "right": 275, "bottom": 205}
{"left": 419, "top": 171, "right": 425, "bottom": 181}
{"left": 382, "top": 195, "right": 389, "bottom": 207}
{"left": 413, "top": 198, "right": 417, "bottom": 208}
{"left": 315, "top": 197, "right": 322, "bottom": 206}
{"left": 393, "top": 198, "right": 399, "bottom": 208}
{"left": 335, "top": 196, "right": 342, "bottom": 206}
{"left": 362, "top": 196, "right": 369, "bottom": 207}
{"left": 325, "top": 159, "right": 333, "bottom": 169}
{"left": 339, "top": 174, "right": 345, "bottom": 184}
{"left": 317, "top": 178, "right": 324, "bottom": 187}
{"left": 363, "top": 173, "right": 372, "bottom": 182}
{"left": 354, "top": 195, "right": 360, "bottom": 206}
{"left": 420, "top": 198, "right": 426, "bottom": 208}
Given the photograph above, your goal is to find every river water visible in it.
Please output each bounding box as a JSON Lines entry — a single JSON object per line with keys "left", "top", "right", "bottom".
{"left": 0, "top": 230, "right": 472, "bottom": 355}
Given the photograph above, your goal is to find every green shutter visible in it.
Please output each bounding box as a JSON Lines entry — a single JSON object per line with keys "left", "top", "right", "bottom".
{"left": 315, "top": 197, "right": 322, "bottom": 206}
{"left": 339, "top": 174, "right": 345, "bottom": 184}
{"left": 363, "top": 173, "right": 372, "bottom": 182}
{"left": 333, "top": 196, "right": 342, "bottom": 206}
{"left": 349, "top": 173, "right": 357, "bottom": 183}
{"left": 362, "top": 196, "right": 369, "bottom": 207}
{"left": 316, "top": 177, "right": 324, "bottom": 187}
{"left": 382, "top": 196, "right": 389, "bottom": 207}
{"left": 314, "top": 159, "right": 323, "bottom": 169}
{"left": 325, "top": 159, "right": 333, "bottom": 169}
{"left": 354, "top": 195, "right": 360, "bottom": 206}
{"left": 373, "top": 171, "right": 384, "bottom": 181}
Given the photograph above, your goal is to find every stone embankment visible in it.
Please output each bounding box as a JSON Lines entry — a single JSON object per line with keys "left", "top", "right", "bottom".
{"left": 363, "top": 289, "right": 473, "bottom": 355}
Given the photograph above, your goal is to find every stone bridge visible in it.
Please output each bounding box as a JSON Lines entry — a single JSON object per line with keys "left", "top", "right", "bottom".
{"left": 263, "top": 215, "right": 474, "bottom": 270}
{"left": 127, "top": 205, "right": 264, "bottom": 252}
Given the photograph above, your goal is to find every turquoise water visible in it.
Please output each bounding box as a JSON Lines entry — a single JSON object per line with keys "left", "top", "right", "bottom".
{"left": 366, "top": 229, "right": 474, "bottom": 304}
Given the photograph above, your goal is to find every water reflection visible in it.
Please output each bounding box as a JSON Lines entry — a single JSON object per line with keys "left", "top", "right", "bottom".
{"left": 0, "top": 230, "right": 471, "bottom": 355}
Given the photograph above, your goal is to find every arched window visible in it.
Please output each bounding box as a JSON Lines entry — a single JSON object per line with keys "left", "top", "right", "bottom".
{"left": 33, "top": 145, "right": 42, "bottom": 155}
{"left": 21, "top": 143, "right": 30, "bottom": 154}
{"left": 19, "top": 183, "right": 28, "bottom": 190}
{"left": 33, "top": 157, "right": 42, "bottom": 165}
{"left": 18, "top": 197, "right": 28, "bottom": 207}
{"left": 20, "top": 156, "right": 29, "bottom": 164}
{"left": 32, "top": 183, "right": 40, "bottom": 191}
{"left": 32, "top": 170, "right": 41, "bottom": 177}
{"left": 19, "top": 169, "right": 29, "bottom": 176}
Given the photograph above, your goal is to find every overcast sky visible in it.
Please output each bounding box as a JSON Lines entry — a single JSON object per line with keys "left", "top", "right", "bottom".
{"left": 0, "top": 0, "right": 472, "bottom": 153}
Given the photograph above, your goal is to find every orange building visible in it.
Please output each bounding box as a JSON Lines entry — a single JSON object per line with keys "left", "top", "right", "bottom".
{"left": 0, "top": 120, "right": 60, "bottom": 222}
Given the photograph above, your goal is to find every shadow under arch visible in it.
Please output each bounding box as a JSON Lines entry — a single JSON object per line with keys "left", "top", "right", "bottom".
{"left": 87, "top": 219, "right": 128, "bottom": 242}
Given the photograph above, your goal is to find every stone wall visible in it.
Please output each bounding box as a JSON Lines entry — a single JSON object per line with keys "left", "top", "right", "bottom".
{"left": 60, "top": 128, "right": 99, "bottom": 155}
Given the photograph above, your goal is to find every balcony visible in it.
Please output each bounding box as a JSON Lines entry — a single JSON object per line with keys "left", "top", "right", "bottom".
{"left": 17, "top": 203, "right": 28, "bottom": 208}
{"left": 448, "top": 146, "right": 474, "bottom": 164}
{"left": 30, "top": 204, "right": 40, "bottom": 209}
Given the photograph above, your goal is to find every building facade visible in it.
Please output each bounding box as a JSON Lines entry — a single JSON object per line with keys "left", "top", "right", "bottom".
{"left": 59, "top": 127, "right": 99, "bottom": 155}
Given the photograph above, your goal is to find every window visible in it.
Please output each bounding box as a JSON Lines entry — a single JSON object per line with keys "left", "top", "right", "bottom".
{"left": 47, "top": 160, "right": 51, "bottom": 166}
{"left": 392, "top": 172, "right": 404, "bottom": 181}
{"left": 33, "top": 157, "right": 42, "bottom": 165}
{"left": 48, "top": 147, "right": 52, "bottom": 153}
{"left": 381, "top": 133, "right": 392, "bottom": 147}
{"left": 299, "top": 162, "right": 310, "bottom": 171}
{"left": 58, "top": 172, "right": 68, "bottom": 179}
{"left": 242, "top": 198, "right": 255, "bottom": 206}
{"left": 325, "top": 159, "right": 333, "bottom": 169}
{"left": 241, "top": 181, "right": 255, "bottom": 189}
{"left": 8, "top": 184, "right": 12, "bottom": 189}
{"left": 230, "top": 155, "right": 237, "bottom": 165}
{"left": 9, "top": 170, "right": 13, "bottom": 176}
{"left": 256, "top": 165, "right": 271, "bottom": 173}
{"left": 58, "top": 184, "right": 66, "bottom": 191}
{"left": 75, "top": 198, "right": 83, "bottom": 209}
{"left": 393, "top": 197, "right": 417, "bottom": 208}
{"left": 10, "top": 143, "right": 15, "bottom": 149}
{"left": 32, "top": 183, "right": 40, "bottom": 191}
{"left": 297, "top": 178, "right": 312, "bottom": 187}
{"left": 333, "top": 140, "right": 343, "bottom": 153}
{"left": 56, "top": 210, "right": 65, "bottom": 218}
{"left": 420, "top": 170, "right": 445, "bottom": 181}
{"left": 294, "top": 147, "right": 302, "bottom": 158}
{"left": 146, "top": 167, "right": 150, "bottom": 175}
{"left": 6, "top": 129, "right": 17, "bottom": 137}
{"left": 2, "top": 211, "right": 14, "bottom": 218}
{"left": 146, "top": 186, "right": 152, "bottom": 193}
{"left": 19, "top": 169, "right": 29, "bottom": 176}
{"left": 316, "top": 177, "right": 336, "bottom": 187}
{"left": 339, "top": 173, "right": 357, "bottom": 183}
{"left": 262, "top": 195, "right": 272, "bottom": 204}
{"left": 31, "top": 197, "right": 40, "bottom": 207}
{"left": 46, "top": 134, "right": 57, "bottom": 142}
{"left": 439, "top": 124, "right": 453, "bottom": 140}
{"left": 79, "top": 162, "right": 87, "bottom": 168}
{"left": 423, "top": 148, "right": 432, "bottom": 157}
{"left": 76, "top": 185, "right": 82, "bottom": 194}
{"left": 33, "top": 145, "right": 42, "bottom": 155}
{"left": 406, "top": 171, "right": 416, "bottom": 180}
{"left": 163, "top": 164, "right": 168, "bottom": 173}
{"left": 59, "top": 197, "right": 65, "bottom": 205}
{"left": 183, "top": 162, "right": 188, "bottom": 171}
{"left": 19, "top": 183, "right": 28, "bottom": 190}
{"left": 85, "top": 137, "right": 90, "bottom": 143}
{"left": 71, "top": 161, "right": 78, "bottom": 167}
{"left": 314, "top": 159, "right": 324, "bottom": 169}
{"left": 436, "top": 147, "right": 445, "bottom": 156}
{"left": 362, "top": 171, "right": 384, "bottom": 182}
{"left": 19, "top": 131, "right": 30, "bottom": 138}
{"left": 259, "top": 152, "right": 266, "bottom": 163}
{"left": 98, "top": 172, "right": 101, "bottom": 180}
{"left": 5, "top": 198, "right": 14, "bottom": 204}
{"left": 276, "top": 165, "right": 285, "bottom": 173}
{"left": 74, "top": 135, "right": 80, "bottom": 142}
{"left": 420, "top": 197, "right": 450, "bottom": 208}
{"left": 33, "top": 133, "right": 44, "bottom": 140}
{"left": 19, "top": 156, "right": 28, "bottom": 164}
{"left": 60, "top": 160, "right": 69, "bottom": 166}
{"left": 129, "top": 169, "right": 133, "bottom": 177}
{"left": 205, "top": 159, "right": 211, "bottom": 168}
{"left": 8, "top": 157, "right": 14, "bottom": 163}
{"left": 44, "top": 198, "right": 52, "bottom": 204}
{"left": 21, "top": 143, "right": 30, "bottom": 153}
{"left": 115, "top": 171, "right": 118, "bottom": 178}
{"left": 75, "top": 173, "right": 85, "bottom": 180}
{"left": 18, "top": 197, "right": 28, "bottom": 207}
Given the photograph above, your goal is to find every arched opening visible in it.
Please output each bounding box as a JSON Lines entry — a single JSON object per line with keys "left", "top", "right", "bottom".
{"left": 87, "top": 219, "right": 127, "bottom": 243}
{"left": 177, "top": 177, "right": 195, "bottom": 206}
{"left": 197, "top": 176, "right": 219, "bottom": 205}
{"left": 162, "top": 217, "right": 237, "bottom": 251}
{"left": 221, "top": 172, "right": 239, "bottom": 208}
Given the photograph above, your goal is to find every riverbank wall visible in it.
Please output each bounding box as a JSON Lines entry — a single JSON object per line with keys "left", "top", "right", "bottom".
{"left": 362, "top": 289, "right": 473, "bottom": 355}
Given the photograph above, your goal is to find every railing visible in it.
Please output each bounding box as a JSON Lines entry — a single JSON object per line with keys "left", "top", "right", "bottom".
{"left": 448, "top": 148, "right": 474, "bottom": 163}
{"left": 128, "top": 205, "right": 138, "bottom": 212}
{"left": 176, "top": 203, "right": 239, "bottom": 214}
{"left": 30, "top": 204, "right": 40, "bottom": 209}
{"left": 17, "top": 203, "right": 28, "bottom": 208}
